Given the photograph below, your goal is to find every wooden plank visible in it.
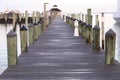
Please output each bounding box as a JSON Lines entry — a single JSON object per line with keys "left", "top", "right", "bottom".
{"left": 0, "top": 17, "right": 120, "bottom": 80}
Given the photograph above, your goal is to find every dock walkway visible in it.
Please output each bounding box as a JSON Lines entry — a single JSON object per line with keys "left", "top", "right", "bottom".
{"left": 0, "top": 17, "right": 120, "bottom": 80}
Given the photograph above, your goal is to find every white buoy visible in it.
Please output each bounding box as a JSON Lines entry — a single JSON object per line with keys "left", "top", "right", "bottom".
{"left": 74, "top": 20, "right": 79, "bottom": 37}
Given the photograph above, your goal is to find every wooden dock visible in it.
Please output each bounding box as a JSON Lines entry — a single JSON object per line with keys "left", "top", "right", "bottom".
{"left": 0, "top": 17, "right": 120, "bottom": 80}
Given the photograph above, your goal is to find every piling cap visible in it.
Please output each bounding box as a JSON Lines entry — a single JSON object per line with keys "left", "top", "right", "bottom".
{"left": 88, "top": 24, "right": 92, "bottom": 28}
{"left": 71, "top": 18, "right": 74, "bottom": 20}
{"left": 33, "top": 22, "right": 38, "bottom": 25}
{"left": 73, "top": 19, "right": 76, "bottom": 21}
{"left": 7, "top": 30, "right": 17, "bottom": 37}
{"left": 93, "top": 25, "right": 100, "bottom": 30}
{"left": 79, "top": 20, "right": 82, "bottom": 24}
{"left": 81, "top": 22, "right": 85, "bottom": 25}
{"left": 83, "top": 22, "right": 87, "bottom": 26}
{"left": 85, "top": 23, "right": 89, "bottom": 27}
{"left": 29, "top": 23, "right": 34, "bottom": 27}
{"left": 20, "top": 25, "right": 27, "bottom": 31}
{"left": 106, "top": 29, "right": 116, "bottom": 36}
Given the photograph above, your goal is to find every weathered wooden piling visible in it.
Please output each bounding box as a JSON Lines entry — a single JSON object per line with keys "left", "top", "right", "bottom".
{"left": 85, "top": 24, "right": 92, "bottom": 43}
{"left": 69, "top": 17, "right": 72, "bottom": 26}
{"left": 32, "top": 11, "right": 35, "bottom": 23}
{"left": 87, "top": 9, "right": 92, "bottom": 43}
{"left": 7, "top": 30, "right": 17, "bottom": 66}
{"left": 36, "top": 11, "right": 39, "bottom": 23}
{"left": 33, "top": 23, "right": 38, "bottom": 41}
{"left": 85, "top": 14, "right": 88, "bottom": 23}
{"left": 29, "top": 24, "right": 34, "bottom": 45}
{"left": 68, "top": 17, "right": 70, "bottom": 25}
{"left": 101, "top": 13, "right": 105, "bottom": 49}
{"left": 82, "top": 14, "right": 84, "bottom": 22}
{"left": 71, "top": 13, "right": 75, "bottom": 19}
{"left": 13, "top": 12, "right": 16, "bottom": 31}
{"left": 85, "top": 24, "right": 90, "bottom": 42}
{"left": 38, "top": 23, "right": 42, "bottom": 36}
{"left": 69, "top": 18, "right": 71, "bottom": 27}
{"left": 93, "top": 25, "right": 100, "bottom": 52}
{"left": 87, "top": 9, "right": 92, "bottom": 24}
{"left": 19, "top": 13, "right": 22, "bottom": 23}
{"left": 82, "top": 23, "right": 86, "bottom": 39}
{"left": 81, "top": 22, "right": 85, "bottom": 38}
{"left": 36, "top": 12, "right": 41, "bottom": 36}
{"left": 20, "top": 25, "right": 28, "bottom": 52}
{"left": 63, "top": 15, "right": 66, "bottom": 22}
{"left": 71, "top": 18, "right": 74, "bottom": 28}
{"left": 78, "top": 13, "right": 81, "bottom": 20}
{"left": 78, "top": 20, "right": 82, "bottom": 34}
{"left": 66, "top": 16, "right": 68, "bottom": 23}
{"left": 25, "top": 11, "right": 28, "bottom": 28}
{"left": 25, "top": 11, "right": 29, "bottom": 46}
{"left": 95, "top": 15, "right": 99, "bottom": 25}
{"left": 4, "top": 13, "right": 7, "bottom": 23}
{"left": 105, "top": 29, "right": 116, "bottom": 64}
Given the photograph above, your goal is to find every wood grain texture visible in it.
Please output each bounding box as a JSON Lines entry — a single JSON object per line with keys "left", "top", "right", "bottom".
{"left": 0, "top": 17, "right": 119, "bottom": 80}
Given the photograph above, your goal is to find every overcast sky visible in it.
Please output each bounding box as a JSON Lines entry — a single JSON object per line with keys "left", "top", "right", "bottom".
{"left": 0, "top": 0, "right": 117, "bottom": 13}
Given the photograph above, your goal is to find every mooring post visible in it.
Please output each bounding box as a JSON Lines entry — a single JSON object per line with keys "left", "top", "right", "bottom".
{"left": 13, "top": 12, "right": 16, "bottom": 31}
{"left": 86, "top": 24, "right": 92, "bottom": 43}
{"left": 36, "top": 11, "right": 39, "bottom": 23}
{"left": 33, "top": 23, "right": 38, "bottom": 41}
{"left": 78, "top": 13, "right": 81, "bottom": 20}
{"left": 82, "top": 14, "right": 84, "bottom": 22}
{"left": 78, "top": 20, "right": 82, "bottom": 35}
{"left": 7, "top": 30, "right": 17, "bottom": 66}
{"left": 19, "top": 13, "right": 22, "bottom": 22}
{"left": 37, "top": 12, "right": 42, "bottom": 36}
{"left": 82, "top": 22, "right": 87, "bottom": 39}
{"left": 25, "top": 10, "right": 29, "bottom": 46}
{"left": 95, "top": 15, "right": 99, "bottom": 26}
{"left": 70, "top": 17, "right": 72, "bottom": 27}
{"left": 25, "top": 11, "right": 28, "bottom": 28}
{"left": 81, "top": 22, "right": 85, "bottom": 38}
{"left": 93, "top": 25, "right": 100, "bottom": 52}
{"left": 29, "top": 24, "right": 34, "bottom": 45}
{"left": 85, "top": 14, "right": 88, "bottom": 23}
{"left": 38, "top": 22, "right": 42, "bottom": 36}
{"left": 71, "top": 18, "right": 73, "bottom": 27}
{"left": 87, "top": 9, "right": 92, "bottom": 43}
{"left": 105, "top": 29, "right": 116, "bottom": 64}
{"left": 32, "top": 11, "right": 35, "bottom": 23}
{"left": 68, "top": 17, "right": 70, "bottom": 25}
{"left": 84, "top": 23, "right": 88, "bottom": 40}
{"left": 63, "top": 15, "right": 66, "bottom": 22}
{"left": 4, "top": 13, "right": 7, "bottom": 24}
{"left": 20, "top": 25, "right": 28, "bottom": 52}
{"left": 66, "top": 16, "right": 68, "bottom": 23}
{"left": 18, "top": 13, "right": 22, "bottom": 27}
{"left": 35, "top": 12, "right": 40, "bottom": 37}
{"left": 101, "top": 13, "right": 105, "bottom": 49}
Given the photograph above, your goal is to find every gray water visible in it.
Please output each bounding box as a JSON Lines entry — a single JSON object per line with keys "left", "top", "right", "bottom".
{"left": 0, "top": 14, "right": 119, "bottom": 75}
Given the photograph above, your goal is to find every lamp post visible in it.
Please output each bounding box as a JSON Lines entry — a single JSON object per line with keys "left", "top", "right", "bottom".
{"left": 44, "top": 3, "right": 49, "bottom": 32}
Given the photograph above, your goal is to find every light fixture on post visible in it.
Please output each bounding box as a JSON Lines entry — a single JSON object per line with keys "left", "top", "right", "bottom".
{"left": 43, "top": 3, "right": 49, "bottom": 32}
